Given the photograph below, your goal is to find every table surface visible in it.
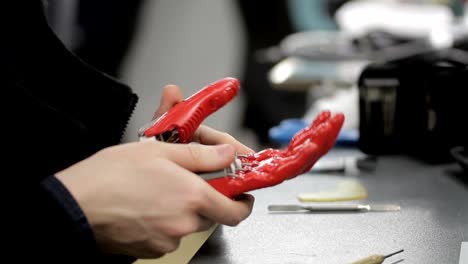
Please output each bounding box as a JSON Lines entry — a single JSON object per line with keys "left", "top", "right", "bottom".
{"left": 190, "top": 151, "right": 468, "bottom": 264}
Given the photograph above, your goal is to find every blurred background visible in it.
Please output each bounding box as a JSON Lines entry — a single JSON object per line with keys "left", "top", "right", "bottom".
{"left": 39, "top": 3, "right": 468, "bottom": 262}
{"left": 46, "top": 0, "right": 252, "bottom": 145}
{"left": 44, "top": 0, "right": 468, "bottom": 164}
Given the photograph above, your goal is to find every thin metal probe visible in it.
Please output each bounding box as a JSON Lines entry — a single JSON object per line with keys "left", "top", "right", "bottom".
{"left": 351, "top": 249, "right": 404, "bottom": 264}
{"left": 383, "top": 249, "right": 404, "bottom": 259}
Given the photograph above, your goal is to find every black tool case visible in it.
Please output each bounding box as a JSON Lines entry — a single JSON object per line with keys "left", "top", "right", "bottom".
{"left": 358, "top": 52, "right": 468, "bottom": 164}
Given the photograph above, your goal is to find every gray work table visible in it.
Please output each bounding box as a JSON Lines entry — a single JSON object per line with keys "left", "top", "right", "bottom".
{"left": 191, "top": 154, "right": 468, "bottom": 264}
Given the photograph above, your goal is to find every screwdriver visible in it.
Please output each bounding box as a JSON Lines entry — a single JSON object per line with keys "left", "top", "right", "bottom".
{"left": 351, "top": 249, "right": 404, "bottom": 264}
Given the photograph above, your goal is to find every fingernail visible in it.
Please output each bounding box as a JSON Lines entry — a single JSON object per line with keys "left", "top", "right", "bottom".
{"left": 216, "top": 144, "right": 235, "bottom": 159}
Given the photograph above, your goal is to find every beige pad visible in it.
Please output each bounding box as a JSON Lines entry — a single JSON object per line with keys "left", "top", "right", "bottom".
{"left": 134, "top": 224, "right": 218, "bottom": 264}
{"left": 297, "top": 178, "right": 368, "bottom": 202}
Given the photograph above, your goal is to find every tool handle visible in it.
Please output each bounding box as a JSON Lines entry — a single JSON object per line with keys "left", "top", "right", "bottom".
{"left": 351, "top": 255, "right": 385, "bottom": 264}
{"left": 267, "top": 204, "right": 369, "bottom": 212}
{"left": 303, "top": 204, "right": 368, "bottom": 211}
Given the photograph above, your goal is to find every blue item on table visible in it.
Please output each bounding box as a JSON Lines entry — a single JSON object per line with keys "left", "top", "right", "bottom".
{"left": 269, "top": 118, "right": 358, "bottom": 146}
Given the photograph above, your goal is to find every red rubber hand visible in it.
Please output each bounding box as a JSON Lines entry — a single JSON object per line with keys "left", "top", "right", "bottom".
{"left": 207, "top": 111, "right": 345, "bottom": 198}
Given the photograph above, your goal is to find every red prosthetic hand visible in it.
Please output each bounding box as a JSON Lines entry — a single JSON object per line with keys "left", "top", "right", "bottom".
{"left": 208, "top": 111, "right": 344, "bottom": 197}
{"left": 140, "top": 77, "right": 345, "bottom": 198}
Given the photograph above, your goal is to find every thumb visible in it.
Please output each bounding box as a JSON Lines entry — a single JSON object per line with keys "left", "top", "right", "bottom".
{"left": 150, "top": 141, "right": 236, "bottom": 172}
{"left": 153, "top": 84, "right": 184, "bottom": 119}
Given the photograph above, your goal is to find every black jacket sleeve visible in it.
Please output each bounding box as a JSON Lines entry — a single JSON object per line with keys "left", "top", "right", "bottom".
{"left": 3, "top": 1, "right": 138, "bottom": 262}
{"left": 29, "top": 176, "right": 136, "bottom": 263}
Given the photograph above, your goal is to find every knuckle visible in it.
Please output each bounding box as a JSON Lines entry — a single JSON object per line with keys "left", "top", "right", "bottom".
{"left": 184, "top": 196, "right": 203, "bottom": 212}
{"left": 138, "top": 240, "right": 167, "bottom": 259}
{"left": 164, "top": 225, "right": 185, "bottom": 237}
{"left": 140, "top": 249, "right": 165, "bottom": 259}
{"left": 184, "top": 185, "right": 205, "bottom": 204}
{"left": 186, "top": 144, "right": 204, "bottom": 161}
{"left": 165, "top": 220, "right": 198, "bottom": 237}
{"left": 220, "top": 132, "right": 234, "bottom": 142}
{"left": 226, "top": 215, "right": 243, "bottom": 227}
{"left": 159, "top": 239, "right": 181, "bottom": 254}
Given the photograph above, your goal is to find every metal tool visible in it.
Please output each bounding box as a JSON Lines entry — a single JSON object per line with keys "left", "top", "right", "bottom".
{"left": 268, "top": 204, "right": 400, "bottom": 213}
{"left": 223, "top": 154, "right": 250, "bottom": 176}
{"left": 351, "top": 249, "right": 404, "bottom": 264}
{"left": 199, "top": 154, "right": 248, "bottom": 180}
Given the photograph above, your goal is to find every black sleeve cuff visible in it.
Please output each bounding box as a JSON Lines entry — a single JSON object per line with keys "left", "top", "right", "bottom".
{"left": 39, "top": 175, "right": 136, "bottom": 263}
{"left": 41, "top": 175, "right": 95, "bottom": 247}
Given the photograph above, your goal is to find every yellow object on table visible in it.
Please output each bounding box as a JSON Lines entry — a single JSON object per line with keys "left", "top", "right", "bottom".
{"left": 297, "top": 178, "right": 368, "bottom": 202}
{"left": 134, "top": 224, "right": 218, "bottom": 264}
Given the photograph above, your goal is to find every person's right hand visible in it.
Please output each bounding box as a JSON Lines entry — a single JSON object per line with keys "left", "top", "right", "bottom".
{"left": 55, "top": 140, "right": 254, "bottom": 258}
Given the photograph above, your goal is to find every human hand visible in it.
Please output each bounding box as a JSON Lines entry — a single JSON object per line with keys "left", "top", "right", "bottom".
{"left": 55, "top": 141, "right": 254, "bottom": 258}
{"left": 208, "top": 111, "right": 345, "bottom": 198}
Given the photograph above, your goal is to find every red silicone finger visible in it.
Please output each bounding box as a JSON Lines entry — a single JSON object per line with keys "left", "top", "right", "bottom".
{"left": 207, "top": 172, "right": 274, "bottom": 199}
{"left": 310, "top": 110, "right": 331, "bottom": 130}
{"left": 207, "top": 176, "right": 241, "bottom": 198}
{"left": 288, "top": 111, "right": 333, "bottom": 151}
{"left": 323, "top": 113, "right": 345, "bottom": 151}
{"left": 275, "top": 141, "right": 320, "bottom": 179}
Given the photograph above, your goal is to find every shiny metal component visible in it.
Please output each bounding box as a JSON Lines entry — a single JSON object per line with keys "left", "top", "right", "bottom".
{"left": 199, "top": 154, "right": 249, "bottom": 180}
{"left": 138, "top": 123, "right": 180, "bottom": 143}
{"left": 268, "top": 204, "right": 400, "bottom": 212}
{"left": 223, "top": 154, "right": 250, "bottom": 177}
{"left": 224, "top": 156, "right": 244, "bottom": 176}
{"left": 361, "top": 79, "right": 398, "bottom": 137}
